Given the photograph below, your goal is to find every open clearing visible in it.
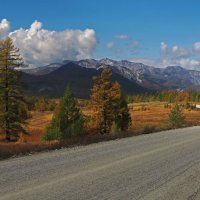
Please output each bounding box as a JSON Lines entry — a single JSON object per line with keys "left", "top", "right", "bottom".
{"left": 0, "top": 102, "right": 200, "bottom": 159}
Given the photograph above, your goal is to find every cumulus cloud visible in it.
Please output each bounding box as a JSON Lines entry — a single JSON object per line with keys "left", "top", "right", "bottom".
{"left": 106, "top": 42, "right": 114, "bottom": 49}
{"left": 0, "top": 19, "right": 97, "bottom": 67}
{"left": 131, "top": 42, "right": 200, "bottom": 70}
{"left": 161, "top": 42, "right": 190, "bottom": 58}
{"left": 171, "top": 45, "right": 190, "bottom": 58}
{"left": 0, "top": 19, "right": 10, "bottom": 39}
{"left": 114, "top": 34, "right": 129, "bottom": 39}
{"left": 160, "top": 43, "right": 193, "bottom": 68}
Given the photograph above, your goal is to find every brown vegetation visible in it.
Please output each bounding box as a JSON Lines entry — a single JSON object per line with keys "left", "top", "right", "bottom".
{"left": 1, "top": 102, "right": 200, "bottom": 159}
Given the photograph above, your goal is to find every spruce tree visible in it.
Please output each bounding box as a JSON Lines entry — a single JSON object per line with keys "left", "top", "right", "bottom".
{"left": 43, "top": 87, "right": 84, "bottom": 141}
{"left": 0, "top": 38, "right": 27, "bottom": 141}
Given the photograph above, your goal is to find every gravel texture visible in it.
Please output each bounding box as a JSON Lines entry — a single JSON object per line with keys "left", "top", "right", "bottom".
{"left": 1, "top": 126, "right": 200, "bottom": 200}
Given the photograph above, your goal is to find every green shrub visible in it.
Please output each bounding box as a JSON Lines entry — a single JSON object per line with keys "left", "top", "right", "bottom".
{"left": 168, "top": 103, "right": 186, "bottom": 129}
{"left": 42, "top": 87, "right": 84, "bottom": 141}
{"left": 62, "top": 115, "right": 85, "bottom": 138}
{"left": 43, "top": 123, "right": 61, "bottom": 141}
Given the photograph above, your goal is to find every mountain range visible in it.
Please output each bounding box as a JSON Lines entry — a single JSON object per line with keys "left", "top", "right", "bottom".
{"left": 22, "top": 62, "right": 148, "bottom": 98}
{"left": 22, "top": 58, "right": 200, "bottom": 98}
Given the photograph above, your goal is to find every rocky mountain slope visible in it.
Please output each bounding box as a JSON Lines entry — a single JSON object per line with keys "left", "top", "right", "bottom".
{"left": 22, "top": 63, "right": 149, "bottom": 98}
{"left": 23, "top": 58, "right": 200, "bottom": 91}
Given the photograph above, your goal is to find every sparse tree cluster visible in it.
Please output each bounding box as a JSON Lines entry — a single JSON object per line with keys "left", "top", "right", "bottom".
{"left": 28, "top": 96, "right": 56, "bottom": 111}
{"left": 43, "top": 68, "right": 131, "bottom": 141}
{"left": 26, "top": 96, "right": 57, "bottom": 111}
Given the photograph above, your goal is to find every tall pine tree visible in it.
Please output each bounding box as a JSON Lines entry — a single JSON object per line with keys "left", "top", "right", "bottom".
{"left": 0, "top": 37, "right": 27, "bottom": 141}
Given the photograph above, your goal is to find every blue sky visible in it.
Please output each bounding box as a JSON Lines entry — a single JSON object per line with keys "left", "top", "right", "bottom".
{"left": 1, "top": 0, "right": 200, "bottom": 69}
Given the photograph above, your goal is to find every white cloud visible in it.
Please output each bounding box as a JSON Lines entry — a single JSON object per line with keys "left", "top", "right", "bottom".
{"left": 178, "top": 58, "right": 200, "bottom": 68}
{"left": 106, "top": 42, "right": 114, "bottom": 49}
{"left": 131, "top": 42, "right": 200, "bottom": 70}
{"left": 0, "top": 19, "right": 97, "bottom": 67}
{"left": 158, "top": 42, "right": 192, "bottom": 67}
{"left": 160, "top": 42, "right": 168, "bottom": 52}
{"left": 0, "top": 19, "right": 10, "bottom": 39}
{"left": 114, "top": 34, "right": 129, "bottom": 39}
{"left": 171, "top": 45, "right": 189, "bottom": 58}
{"left": 27, "top": 21, "right": 42, "bottom": 38}
{"left": 193, "top": 42, "right": 200, "bottom": 51}
{"left": 160, "top": 42, "right": 189, "bottom": 58}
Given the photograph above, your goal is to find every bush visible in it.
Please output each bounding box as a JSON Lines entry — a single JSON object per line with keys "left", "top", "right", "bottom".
{"left": 43, "top": 123, "right": 62, "bottom": 141}
{"left": 168, "top": 103, "right": 186, "bottom": 129}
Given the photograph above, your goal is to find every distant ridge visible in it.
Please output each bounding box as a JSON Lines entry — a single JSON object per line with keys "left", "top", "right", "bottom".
{"left": 22, "top": 63, "right": 149, "bottom": 98}
{"left": 22, "top": 58, "right": 200, "bottom": 91}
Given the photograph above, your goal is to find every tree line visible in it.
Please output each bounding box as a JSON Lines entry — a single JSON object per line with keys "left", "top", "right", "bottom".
{"left": 127, "top": 90, "right": 200, "bottom": 104}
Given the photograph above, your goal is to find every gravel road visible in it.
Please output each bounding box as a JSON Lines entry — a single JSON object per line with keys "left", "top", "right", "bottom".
{"left": 1, "top": 126, "right": 200, "bottom": 200}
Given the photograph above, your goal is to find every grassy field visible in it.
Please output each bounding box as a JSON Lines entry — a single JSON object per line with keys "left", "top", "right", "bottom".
{"left": 1, "top": 102, "right": 200, "bottom": 159}
{"left": 130, "top": 102, "right": 200, "bottom": 133}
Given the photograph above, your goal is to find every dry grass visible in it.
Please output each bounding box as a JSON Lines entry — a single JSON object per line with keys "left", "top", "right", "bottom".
{"left": 130, "top": 102, "right": 200, "bottom": 134}
{"left": 1, "top": 102, "right": 200, "bottom": 159}
{"left": 131, "top": 102, "right": 170, "bottom": 133}
{"left": 25, "top": 111, "right": 53, "bottom": 142}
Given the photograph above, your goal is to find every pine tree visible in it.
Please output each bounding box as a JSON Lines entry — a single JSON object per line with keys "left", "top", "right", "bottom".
{"left": 109, "top": 82, "right": 131, "bottom": 131}
{"left": 0, "top": 38, "right": 27, "bottom": 141}
{"left": 90, "top": 68, "right": 131, "bottom": 134}
{"left": 115, "top": 98, "right": 132, "bottom": 131}
{"left": 43, "top": 87, "right": 84, "bottom": 141}
{"left": 168, "top": 103, "right": 186, "bottom": 128}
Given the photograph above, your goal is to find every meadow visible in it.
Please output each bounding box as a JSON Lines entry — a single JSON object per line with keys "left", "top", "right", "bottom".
{"left": 1, "top": 102, "right": 200, "bottom": 159}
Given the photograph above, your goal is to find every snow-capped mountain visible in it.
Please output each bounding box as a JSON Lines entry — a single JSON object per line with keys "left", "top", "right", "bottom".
{"left": 75, "top": 58, "right": 200, "bottom": 89}
{"left": 22, "top": 58, "right": 200, "bottom": 90}
{"left": 22, "top": 63, "right": 62, "bottom": 76}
